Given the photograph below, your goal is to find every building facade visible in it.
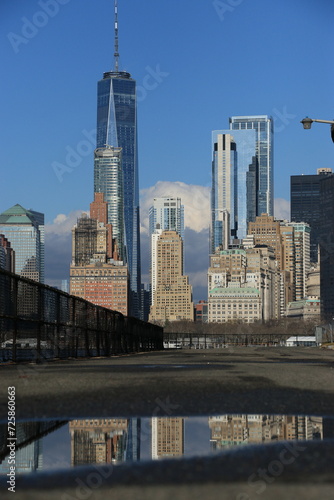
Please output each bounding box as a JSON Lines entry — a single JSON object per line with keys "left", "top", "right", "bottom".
{"left": 195, "top": 300, "right": 208, "bottom": 323}
{"left": 70, "top": 263, "right": 128, "bottom": 315}
{"left": 0, "top": 204, "right": 44, "bottom": 282}
{"left": 291, "top": 168, "right": 332, "bottom": 262}
{"left": 70, "top": 198, "right": 129, "bottom": 315}
{"left": 0, "top": 234, "right": 15, "bottom": 272}
{"left": 151, "top": 418, "right": 184, "bottom": 459}
{"left": 209, "top": 283, "right": 262, "bottom": 323}
{"left": 247, "top": 214, "right": 310, "bottom": 306}
{"left": 207, "top": 246, "right": 280, "bottom": 323}
{"left": 149, "top": 231, "right": 194, "bottom": 323}
{"left": 286, "top": 297, "right": 321, "bottom": 321}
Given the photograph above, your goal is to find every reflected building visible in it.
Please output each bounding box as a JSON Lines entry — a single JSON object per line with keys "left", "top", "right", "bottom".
{"left": 152, "top": 418, "right": 184, "bottom": 459}
{"left": 69, "top": 418, "right": 140, "bottom": 466}
{"left": 209, "top": 415, "right": 323, "bottom": 451}
{"left": 0, "top": 441, "right": 43, "bottom": 474}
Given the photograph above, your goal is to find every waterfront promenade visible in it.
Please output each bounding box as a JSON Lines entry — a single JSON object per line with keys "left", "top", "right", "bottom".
{"left": 1, "top": 347, "right": 334, "bottom": 499}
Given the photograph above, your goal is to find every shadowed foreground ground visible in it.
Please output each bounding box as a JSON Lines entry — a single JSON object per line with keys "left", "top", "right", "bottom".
{"left": 0, "top": 347, "right": 334, "bottom": 499}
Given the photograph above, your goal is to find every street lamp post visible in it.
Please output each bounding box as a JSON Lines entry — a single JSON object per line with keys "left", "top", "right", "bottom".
{"left": 301, "top": 117, "right": 334, "bottom": 142}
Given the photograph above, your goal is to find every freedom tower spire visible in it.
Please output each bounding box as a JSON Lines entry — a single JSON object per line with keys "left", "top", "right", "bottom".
{"left": 95, "top": 0, "right": 141, "bottom": 318}
{"left": 113, "top": 0, "right": 119, "bottom": 72}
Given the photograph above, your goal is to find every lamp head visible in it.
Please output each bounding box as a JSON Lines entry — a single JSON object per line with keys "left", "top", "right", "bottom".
{"left": 301, "top": 117, "right": 313, "bottom": 129}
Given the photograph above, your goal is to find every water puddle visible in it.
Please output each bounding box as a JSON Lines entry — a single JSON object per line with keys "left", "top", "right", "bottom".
{"left": 0, "top": 414, "right": 332, "bottom": 475}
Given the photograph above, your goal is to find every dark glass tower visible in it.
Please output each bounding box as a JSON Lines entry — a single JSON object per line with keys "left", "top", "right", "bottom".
{"left": 318, "top": 173, "right": 334, "bottom": 320}
{"left": 96, "top": 1, "right": 141, "bottom": 317}
{"left": 291, "top": 169, "right": 333, "bottom": 263}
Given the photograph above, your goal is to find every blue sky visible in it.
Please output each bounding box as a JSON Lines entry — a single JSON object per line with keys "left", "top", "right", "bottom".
{"left": 1, "top": 0, "right": 333, "bottom": 300}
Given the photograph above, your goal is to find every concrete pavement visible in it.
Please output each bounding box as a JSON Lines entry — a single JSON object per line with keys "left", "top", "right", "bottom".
{"left": 1, "top": 347, "right": 334, "bottom": 499}
{"left": 1, "top": 347, "right": 334, "bottom": 420}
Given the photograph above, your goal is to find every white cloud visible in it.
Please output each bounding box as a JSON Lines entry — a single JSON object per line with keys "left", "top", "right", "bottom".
{"left": 44, "top": 209, "right": 87, "bottom": 282}
{"left": 274, "top": 198, "right": 290, "bottom": 221}
{"left": 45, "top": 209, "right": 88, "bottom": 235}
{"left": 140, "top": 181, "right": 210, "bottom": 234}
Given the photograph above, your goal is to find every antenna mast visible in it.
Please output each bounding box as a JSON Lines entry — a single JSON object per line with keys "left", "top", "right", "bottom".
{"left": 114, "top": 0, "right": 119, "bottom": 72}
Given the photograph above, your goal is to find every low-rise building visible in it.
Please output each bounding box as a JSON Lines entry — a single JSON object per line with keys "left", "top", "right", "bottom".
{"left": 286, "top": 296, "right": 320, "bottom": 321}
{"left": 208, "top": 283, "right": 261, "bottom": 323}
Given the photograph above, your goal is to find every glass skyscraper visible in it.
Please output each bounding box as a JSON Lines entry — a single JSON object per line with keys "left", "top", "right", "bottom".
{"left": 211, "top": 130, "right": 256, "bottom": 252}
{"left": 211, "top": 116, "right": 273, "bottom": 253}
{"left": 94, "top": 146, "right": 125, "bottom": 262}
{"left": 95, "top": 4, "right": 141, "bottom": 317}
{"left": 149, "top": 197, "right": 185, "bottom": 239}
{"left": 0, "top": 204, "right": 44, "bottom": 282}
{"left": 211, "top": 133, "right": 237, "bottom": 252}
{"left": 230, "top": 115, "right": 274, "bottom": 217}
{"left": 291, "top": 168, "right": 333, "bottom": 263}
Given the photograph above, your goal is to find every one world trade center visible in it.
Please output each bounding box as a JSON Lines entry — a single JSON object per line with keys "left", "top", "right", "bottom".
{"left": 95, "top": 0, "right": 141, "bottom": 317}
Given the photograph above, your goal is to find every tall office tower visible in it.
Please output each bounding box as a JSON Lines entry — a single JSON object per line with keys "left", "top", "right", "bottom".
{"left": 0, "top": 204, "right": 44, "bottom": 282}
{"left": 291, "top": 168, "right": 333, "bottom": 262}
{"left": 149, "top": 197, "right": 184, "bottom": 305}
{"left": 211, "top": 129, "right": 256, "bottom": 252}
{"left": 0, "top": 234, "right": 14, "bottom": 272}
{"left": 149, "top": 230, "right": 194, "bottom": 323}
{"left": 211, "top": 133, "right": 237, "bottom": 251}
{"left": 70, "top": 208, "right": 129, "bottom": 315}
{"left": 286, "top": 222, "right": 310, "bottom": 301}
{"left": 230, "top": 115, "right": 274, "bottom": 217}
{"left": 211, "top": 133, "right": 238, "bottom": 253}
{"left": 150, "top": 228, "right": 162, "bottom": 306}
{"left": 94, "top": 147, "right": 124, "bottom": 261}
{"left": 318, "top": 174, "right": 334, "bottom": 320}
{"left": 96, "top": 1, "right": 140, "bottom": 317}
{"left": 149, "top": 197, "right": 185, "bottom": 239}
{"left": 151, "top": 418, "right": 184, "bottom": 459}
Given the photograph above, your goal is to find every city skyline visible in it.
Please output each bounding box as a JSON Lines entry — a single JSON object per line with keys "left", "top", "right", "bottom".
{"left": 1, "top": 0, "right": 333, "bottom": 302}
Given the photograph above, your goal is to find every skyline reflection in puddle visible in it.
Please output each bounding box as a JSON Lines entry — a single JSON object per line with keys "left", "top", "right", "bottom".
{"left": 0, "top": 414, "right": 332, "bottom": 475}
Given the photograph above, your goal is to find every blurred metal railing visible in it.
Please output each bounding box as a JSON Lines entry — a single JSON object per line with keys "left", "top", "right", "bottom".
{"left": 0, "top": 268, "right": 163, "bottom": 362}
